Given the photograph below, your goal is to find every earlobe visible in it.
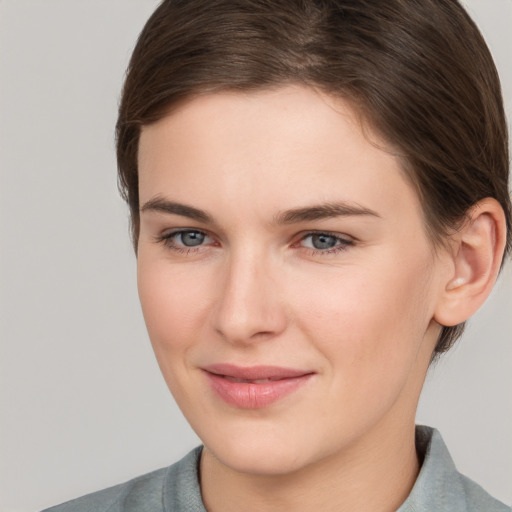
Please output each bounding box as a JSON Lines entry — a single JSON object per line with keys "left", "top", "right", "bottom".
{"left": 434, "top": 198, "right": 507, "bottom": 327}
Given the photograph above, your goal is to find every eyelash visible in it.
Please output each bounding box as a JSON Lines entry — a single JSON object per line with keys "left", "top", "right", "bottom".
{"left": 155, "top": 229, "right": 216, "bottom": 255}
{"left": 296, "top": 232, "right": 354, "bottom": 255}
{"left": 155, "top": 229, "right": 354, "bottom": 256}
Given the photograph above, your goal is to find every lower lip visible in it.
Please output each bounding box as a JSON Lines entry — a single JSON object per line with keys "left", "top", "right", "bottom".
{"left": 204, "top": 372, "right": 313, "bottom": 409}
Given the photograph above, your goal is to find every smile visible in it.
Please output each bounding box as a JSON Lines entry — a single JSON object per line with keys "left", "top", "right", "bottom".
{"left": 202, "top": 364, "right": 315, "bottom": 409}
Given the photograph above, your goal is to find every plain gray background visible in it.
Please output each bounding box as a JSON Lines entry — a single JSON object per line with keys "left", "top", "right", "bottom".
{"left": 0, "top": 1, "right": 511, "bottom": 511}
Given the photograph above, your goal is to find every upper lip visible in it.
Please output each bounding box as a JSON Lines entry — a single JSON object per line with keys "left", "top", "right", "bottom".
{"left": 202, "top": 363, "right": 314, "bottom": 381}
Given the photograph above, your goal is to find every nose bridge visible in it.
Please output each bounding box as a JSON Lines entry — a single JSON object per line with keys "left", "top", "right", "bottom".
{"left": 213, "top": 242, "right": 286, "bottom": 343}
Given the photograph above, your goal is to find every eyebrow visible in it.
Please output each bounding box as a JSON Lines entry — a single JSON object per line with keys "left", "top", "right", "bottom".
{"left": 140, "top": 197, "right": 381, "bottom": 225}
{"left": 273, "top": 202, "right": 381, "bottom": 224}
{"left": 140, "top": 197, "right": 212, "bottom": 223}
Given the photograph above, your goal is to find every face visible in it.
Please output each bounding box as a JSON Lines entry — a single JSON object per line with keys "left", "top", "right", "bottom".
{"left": 137, "top": 86, "right": 445, "bottom": 476}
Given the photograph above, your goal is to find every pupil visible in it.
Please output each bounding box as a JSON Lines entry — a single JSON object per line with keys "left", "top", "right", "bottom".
{"left": 312, "top": 234, "right": 337, "bottom": 250}
{"left": 181, "top": 231, "right": 205, "bottom": 247}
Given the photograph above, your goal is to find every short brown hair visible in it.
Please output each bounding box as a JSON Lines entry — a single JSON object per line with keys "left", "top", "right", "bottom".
{"left": 116, "top": 0, "right": 511, "bottom": 354}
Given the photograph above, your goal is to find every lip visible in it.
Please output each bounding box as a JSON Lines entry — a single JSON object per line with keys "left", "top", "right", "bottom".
{"left": 202, "top": 364, "right": 315, "bottom": 409}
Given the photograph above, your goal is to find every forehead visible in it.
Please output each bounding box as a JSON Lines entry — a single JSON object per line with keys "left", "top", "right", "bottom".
{"left": 137, "top": 85, "right": 423, "bottom": 228}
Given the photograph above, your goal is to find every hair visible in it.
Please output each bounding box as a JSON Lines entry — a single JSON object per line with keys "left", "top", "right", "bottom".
{"left": 116, "top": 0, "right": 511, "bottom": 355}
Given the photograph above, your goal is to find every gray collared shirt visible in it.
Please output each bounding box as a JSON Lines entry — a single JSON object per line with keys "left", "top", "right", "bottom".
{"left": 43, "top": 426, "right": 509, "bottom": 511}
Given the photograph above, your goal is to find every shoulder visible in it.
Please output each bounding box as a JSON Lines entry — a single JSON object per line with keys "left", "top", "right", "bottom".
{"left": 398, "top": 426, "right": 510, "bottom": 512}
{"left": 41, "top": 467, "right": 166, "bottom": 512}
{"left": 41, "top": 446, "right": 204, "bottom": 512}
{"left": 458, "top": 473, "right": 510, "bottom": 512}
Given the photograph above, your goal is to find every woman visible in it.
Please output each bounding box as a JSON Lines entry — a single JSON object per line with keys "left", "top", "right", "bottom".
{"left": 44, "top": 0, "right": 510, "bottom": 510}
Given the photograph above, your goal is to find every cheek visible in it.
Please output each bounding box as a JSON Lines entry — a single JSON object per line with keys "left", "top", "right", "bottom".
{"left": 136, "top": 255, "right": 223, "bottom": 418}
{"left": 137, "top": 256, "right": 212, "bottom": 358}
{"left": 286, "top": 258, "right": 435, "bottom": 439}
{"left": 289, "top": 252, "right": 434, "bottom": 373}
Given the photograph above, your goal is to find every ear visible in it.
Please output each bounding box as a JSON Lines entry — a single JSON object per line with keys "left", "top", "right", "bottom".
{"left": 434, "top": 198, "right": 507, "bottom": 327}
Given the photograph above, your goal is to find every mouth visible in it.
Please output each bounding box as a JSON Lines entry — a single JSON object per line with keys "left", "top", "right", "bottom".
{"left": 202, "top": 364, "right": 315, "bottom": 409}
{"left": 222, "top": 376, "right": 282, "bottom": 383}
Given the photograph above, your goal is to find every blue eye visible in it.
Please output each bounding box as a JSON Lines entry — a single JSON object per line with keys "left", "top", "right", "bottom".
{"left": 309, "top": 234, "right": 338, "bottom": 250}
{"left": 159, "top": 229, "right": 213, "bottom": 251}
{"left": 176, "top": 230, "right": 206, "bottom": 247}
{"left": 300, "top": 232, "right": 353, "bottom": 253}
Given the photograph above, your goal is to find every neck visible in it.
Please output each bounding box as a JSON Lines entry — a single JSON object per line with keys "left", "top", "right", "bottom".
{"left": 200, "top": 419, "right": 420, "bottom": 512}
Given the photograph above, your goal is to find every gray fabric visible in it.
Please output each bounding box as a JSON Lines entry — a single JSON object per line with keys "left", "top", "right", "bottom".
{"left": 42, "top": 449, "right": 205, "bottom": 512}
{"left": 43, "top": 426, "right": 509, "bottom": 512}
{"left": 397, "top": 427, "right": 509, "bottom": 512}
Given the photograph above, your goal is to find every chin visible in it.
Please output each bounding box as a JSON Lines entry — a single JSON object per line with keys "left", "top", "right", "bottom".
{"left": 207, "top": 439, "right": 312, "bottom": 476}
{"left": 198, "top": 415, "right": 332, "bottom": 477}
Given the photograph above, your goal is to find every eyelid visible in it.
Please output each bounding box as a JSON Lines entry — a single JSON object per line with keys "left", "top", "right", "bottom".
{"left": 295, "top": 230, "right": 354, "bottom": 243}
{"left": 163, "top": 227, "right": 207, "bottom": 237}
{"left": 156, "top": 227, "right": 217, "bottom": 251}
{"left": 292, "top": 230, "right": 355, "bottom": 254}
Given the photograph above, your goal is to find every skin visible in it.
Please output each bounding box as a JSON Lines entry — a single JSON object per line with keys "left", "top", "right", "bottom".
{"left": 136, "top": 85, "right": 502, "bottom": 511}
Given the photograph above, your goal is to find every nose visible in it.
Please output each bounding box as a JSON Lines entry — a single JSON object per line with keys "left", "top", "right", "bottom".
{"left": 212, "top": 249, "right": 288, "bottom": 344}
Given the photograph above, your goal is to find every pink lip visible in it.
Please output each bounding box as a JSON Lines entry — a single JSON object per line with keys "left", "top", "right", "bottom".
{"left": 202, "top": 364, "right": 315, "bottom": 409}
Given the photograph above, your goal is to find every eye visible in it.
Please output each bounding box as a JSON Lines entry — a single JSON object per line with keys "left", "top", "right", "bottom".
{"left": 175, "top": 230, "right": 207, "bottom": 247}
{"left": 297, "top": 232, "right": 353, "bottom": 254}
{"left": 157, "top": 229, "right": 215, "bottom": 252}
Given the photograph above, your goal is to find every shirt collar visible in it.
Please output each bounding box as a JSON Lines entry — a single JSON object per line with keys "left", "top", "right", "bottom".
{"left": 398, "top": 425, "right": 469, "bottom": 511}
